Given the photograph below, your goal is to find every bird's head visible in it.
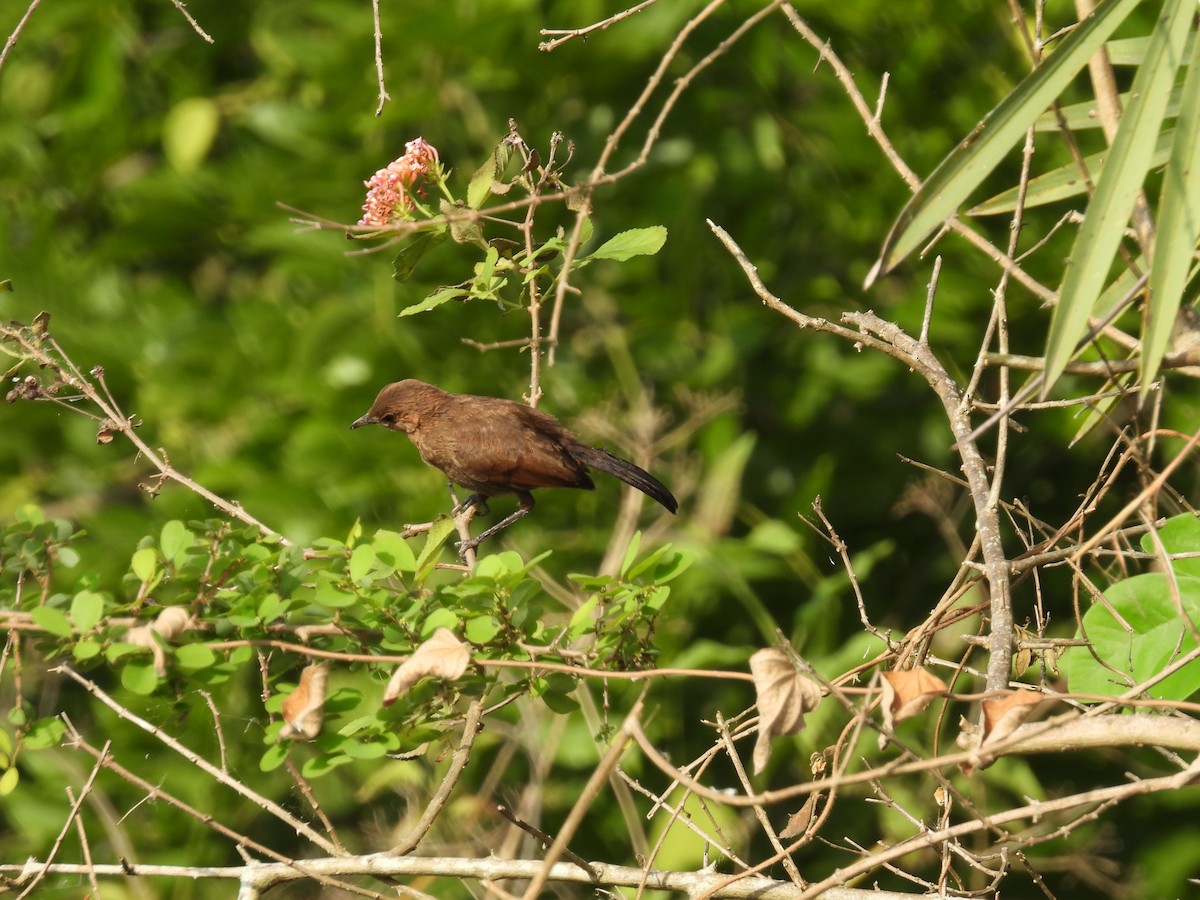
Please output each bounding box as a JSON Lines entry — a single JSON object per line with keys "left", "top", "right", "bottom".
{"left": 350, "top": 379, "right": 442, "bottom": 433}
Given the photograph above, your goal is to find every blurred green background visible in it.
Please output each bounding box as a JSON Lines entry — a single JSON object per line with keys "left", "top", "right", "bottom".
{"left": 4, "top": 0, "right": 1199, "bottom": 896}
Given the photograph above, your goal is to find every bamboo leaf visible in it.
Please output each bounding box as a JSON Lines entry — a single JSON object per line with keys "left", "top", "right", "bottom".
{"left": 866, "top": 0, "right": 1143, "bottom": 286}
{"left": 970, "top": 130, "right": 1173, "bottom": 215}
{"left": 1033, "top": 83, "right": 1184, "bottom": 131}
{"left": 1105, "top": 32, "right": 1196, "bottom": 65}
{"left": 1045, "top": 0, "right": 1194, "bottom": 395}
{"left": 1141, "top": 23, "right": 1200, "bottom": 394}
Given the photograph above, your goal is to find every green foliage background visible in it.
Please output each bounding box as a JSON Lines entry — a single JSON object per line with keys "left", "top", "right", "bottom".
{"left": 3, "top": 0, "right": 1199, "bottom": 896}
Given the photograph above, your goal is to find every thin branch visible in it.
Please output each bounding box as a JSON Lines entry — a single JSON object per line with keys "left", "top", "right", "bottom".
{"left": 0, "top": 0, "right": 41, "bottom": 73}
{"left": 390, "top": 700, "right": 484, "bottom": 854}
{"left": 17, "top": 740, "right": 110, "bottom": 900}
{"left": 3, "top": 323, "right": 288, "bottom": 544}
{"left": 539, "top": 0, "right": 659, "bottom": 52}
{"left": 169, "top": 0, "right": 214, "bottom": 43}
{"left": 371, "top": 0, "right": 390, "bottom": 115}
{"left": 521, "top": 692, "right": 644, "bottom": 899}
{"left": 55, "top": 666, "right": 339, "bottom": 855}
{"left": 58, "top": 728, "right": 383, "bottom": 898}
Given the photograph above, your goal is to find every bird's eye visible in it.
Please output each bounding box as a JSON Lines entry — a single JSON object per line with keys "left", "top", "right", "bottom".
{"left": 381, "top": 413, "right": 397, "bottom": 425}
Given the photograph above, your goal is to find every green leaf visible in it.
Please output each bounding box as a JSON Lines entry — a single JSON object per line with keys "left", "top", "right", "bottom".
{"left": 567, "top": 596, "right": 599, "bottom": 642}
{"left": 349, "top": 544, "right": 375, "bottom": 583}
{"left": 30, "top": 606, "right": 73, "bottom": 638}
{"left": 0, "top": 766, "right": 18, "bottom": 796}
{"left": 1066, "top": 572, "right": 1200, "bottom": 701}
{"left": 160, "top": 520, "right": 192, "bottom": 563}
{"left": 257, "top": 593, "right": 288, "bottom": 624}
{"left": 533, "top": 673, "right": 578, "bottom": 714}
{"left": 392, "top": 229, "right": 447, "bottom": 283}
{"left": 341, "top": 740, "right": 389, "bottom": 760}
{"left": 24, "top": 717, "right": 65, "bottom": 750}
{"left": 373, "top": 529, "right": 417, "bottom": 574}
{"left": 314, "top": 572, "right": 358, "bottom": 609}
{"left": 645, "top": 585, "right": 671, "bottom": 611}
{"left": 467, "top": 138, "right": 518, "bottom": 209}
{"left": 473, "top": 550, "right": 527, "bottom": 580}
{"left": 259, "top": 743, "right": 289, "bottom": 772}
{"left": 867, "top": 0, "right": 1144, "bottom": 283}
{"left": 416, "top": 516, "right": 457, "bottom": 574}
{"left": 69, "top": 590, "right": 104, "bottom": 633}
{"left": 163, "top": 97, "right": 220, "bottom": 173}
{"left": 16, "top": 505, "right": 45, "bottom": 525}
{"left": 105, "top": 642, "right": 143, "bottom": 662}
{"left": 131, "top": 547, "right": 158, "bottom": 583}
{"left": 651, "top": 548, "right": 693, "bottom": 585}
{"left": 1140, "top": 514, "right": 1200, "bottom": 580}
{"left": 55, "top": 546, "right": 80, "bottom": 568}
{"left": 584, "top": 226, "right": 667, "bottom": 262}
{"left": 175, "top": 643, "right": 217, "bottom": 671}
{"left": 421, "top": 607, "right": 460, "bottom": 637}
{"left": 464, "top": 615, "right": 501, "bottom": 643}
{"left": 73, "top": 640, "right": 102, "bottom": 662}
{"left": 302, "top": 752, "right": 354, "bottom": 778}
{"left": 398, "top": 286, "right": 469, "bottom": 317}
{"left": 618, "top": 531, "right": 643, "bottom": 579}
{"left": 121, "top": 662, "right": 160, "bottom": 695}
{"left": 1045, "top": 0, "right": 1195, "bottom": 395}
{"left": 1141, "top": 25, "right": 1200, "bottom": 394}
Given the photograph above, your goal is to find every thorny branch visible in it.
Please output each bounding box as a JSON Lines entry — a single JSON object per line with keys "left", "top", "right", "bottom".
{"left": 1, "top": 317, "right": 290, "bottom": 545}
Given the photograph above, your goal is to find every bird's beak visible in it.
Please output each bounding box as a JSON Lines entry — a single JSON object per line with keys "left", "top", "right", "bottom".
{"left": 350, "top": 413, "right": 375, "bottom": 430}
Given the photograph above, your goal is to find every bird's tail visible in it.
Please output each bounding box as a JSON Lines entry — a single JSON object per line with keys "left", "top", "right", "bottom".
{"left": 570, "top": 444, "right": 678, "bottom": 514}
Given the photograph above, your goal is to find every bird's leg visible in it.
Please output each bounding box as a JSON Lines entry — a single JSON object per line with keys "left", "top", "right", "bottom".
{"left": 457, "top": 492, "right": 535, "bottom": 556}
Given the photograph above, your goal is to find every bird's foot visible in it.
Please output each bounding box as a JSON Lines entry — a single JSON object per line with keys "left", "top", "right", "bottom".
{"left": 453, "top": 495, "right": 489, "bottom": 517}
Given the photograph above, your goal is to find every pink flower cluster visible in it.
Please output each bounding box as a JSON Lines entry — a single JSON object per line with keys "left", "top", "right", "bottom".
{"left": 358, "top": 138, "right": 440, "bottom": 227}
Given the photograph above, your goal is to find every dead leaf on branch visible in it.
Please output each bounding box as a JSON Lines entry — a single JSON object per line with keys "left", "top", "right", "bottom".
{"left": 749, "top": 647, "right": 822, "bottom": 774}
{"left": 382, "top": 627, "right": 471, "bottom": 707}
{"left": 124, "top": 606, "right": 196, "bottom": 677}
{"left": 280, "top": 663, "right": 330, "bottom": 741}
{"left": 879, "top": 668, "right": 948, "bottom": 749}
{"left": 780, "top": 793, "right": 821, "bottom": 839}
{"left": 980, "top": 689, "right": 1044, "bottom": 747}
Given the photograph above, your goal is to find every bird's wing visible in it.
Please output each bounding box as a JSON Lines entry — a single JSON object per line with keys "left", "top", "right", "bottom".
{"left": 419, "top": 398, "right": 594, "bottom": 494}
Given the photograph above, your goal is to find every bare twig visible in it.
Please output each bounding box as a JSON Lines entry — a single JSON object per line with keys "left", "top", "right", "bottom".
{"left": 17, "top": 741, "right": 109, "bottom": 899}
{"left": 371, "top": 0, "right": 390, "bottom": 115}
{"left": 169, "top": 0, "right": 214, "bottom": 43}
{"left": 0, "top": 0, "right": 41, "bottom": 73}
{"left": 55, "top": 666, "right": 339, "bottom": 855}
{"left": 521, "top": 692, "right": 645, "bottom": 899}
{"left": 3, "top": 323, "right": 288, "bottom": 544}
{"left": 390, "top": 700, "right": 484, "bottom": 854}
{"left": 57, "top": 728, "right": 383, "bottom": 898}
{"left": 539, "top": 0, "right": 660, "bottom": 52}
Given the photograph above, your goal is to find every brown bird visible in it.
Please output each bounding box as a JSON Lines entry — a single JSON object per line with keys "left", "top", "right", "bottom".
{"left": 351, "top": 379, "right": 677, "bottom": 551}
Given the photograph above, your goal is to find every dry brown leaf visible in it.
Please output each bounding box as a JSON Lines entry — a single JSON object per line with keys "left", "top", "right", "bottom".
{"left": 382, "top": 627, "right": 471, "bottom": 707}
{"left": 280, "top": 663, "right": 329, "bottom": 741}
{"left": 152, "top": 606, "right": 193, "bottom": 638}
{"left": 1014, "top": 647, "right": 1035, "bottom": 678}
{"left": 779, "top": 793, "right": 820, "bottom": 839}
{"left": 125, "top": 606, "right": 195, "bottom": 676}
{"left": 879, "top": 668, "right": 948, "bottom": 741}
{"left": 980, "top": 689, "right": 1044, "bottom": 747}
{"left": 749, "top": 647, "right": 822, "bottom": 774}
